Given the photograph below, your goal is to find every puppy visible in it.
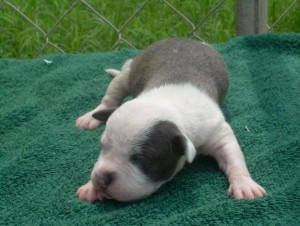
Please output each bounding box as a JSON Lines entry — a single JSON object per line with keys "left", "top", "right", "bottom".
{"left": 76, "top": 38, "right": 266, "bottom": 202}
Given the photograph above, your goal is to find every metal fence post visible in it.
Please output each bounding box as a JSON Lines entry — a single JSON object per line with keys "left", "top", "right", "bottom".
{"left": 236, "top": 0, "right": 268, "bottom": 35}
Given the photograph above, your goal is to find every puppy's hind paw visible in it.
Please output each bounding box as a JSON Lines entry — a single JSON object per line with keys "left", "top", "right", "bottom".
{"left": 105, "top": 69, "right": 121, "bottom": 77}
{"left": 76, "top": 112, "right": 101, "bottom": 130}
{"left": 105, "top": 59, "right": 132, "bottom": 77}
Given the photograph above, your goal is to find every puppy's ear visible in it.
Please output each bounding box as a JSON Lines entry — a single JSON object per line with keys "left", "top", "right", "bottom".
{"left": 92, "top": 108, "right": 117, "bottom": 122}
{"left": 171, "top": 134, "right": 197, "bottom": 163}
{"left": 183, "top": 136, "right": 197, "bottom": 163}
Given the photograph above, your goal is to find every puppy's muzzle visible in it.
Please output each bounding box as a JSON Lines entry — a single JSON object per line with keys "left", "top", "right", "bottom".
{"left": 93, "top": 171, "right": 116, "bottom": 189}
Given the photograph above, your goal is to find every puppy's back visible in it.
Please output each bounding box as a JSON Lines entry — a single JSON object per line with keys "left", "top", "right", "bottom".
{"left": 129, "top": 38, "right": 228, "bottom": 104}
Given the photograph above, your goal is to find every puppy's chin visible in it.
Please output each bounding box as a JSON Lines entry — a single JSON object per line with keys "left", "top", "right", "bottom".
{"left": 97, "top": 178, "right": 161, "bottom": 202}
{"left": 111, "top": 190, "right": 154, "bottom": 202}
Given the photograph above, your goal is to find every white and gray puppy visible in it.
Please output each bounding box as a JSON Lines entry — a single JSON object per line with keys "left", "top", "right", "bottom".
{"left": 76, "top": 38, "right": 266, "bottom": 202}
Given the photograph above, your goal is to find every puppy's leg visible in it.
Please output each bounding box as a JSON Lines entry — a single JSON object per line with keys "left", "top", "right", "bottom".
{"left": 210, "top": 123, "right": 267, "bottom": 200}
{"left": 76, "top": 59, "right": 132, "bottom": 130}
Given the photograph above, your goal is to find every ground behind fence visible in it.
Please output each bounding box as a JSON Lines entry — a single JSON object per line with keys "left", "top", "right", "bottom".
{"left": 0, "top": 0, "right": 299, "bottom": 59}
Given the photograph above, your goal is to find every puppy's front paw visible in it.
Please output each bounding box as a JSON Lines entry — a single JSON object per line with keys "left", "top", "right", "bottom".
{"left": 76, "top": 181, "right": 103, "bottom": 202}
{"left": 76, "top": 112, "right": 101, "bottom": 130}
{"left": 228, "top": 176, "right": 267, "bottom": 200}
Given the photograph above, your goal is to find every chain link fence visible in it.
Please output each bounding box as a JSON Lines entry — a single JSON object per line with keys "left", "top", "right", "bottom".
{"left": 0, "top": 0, "right": 299, "bottom": 58}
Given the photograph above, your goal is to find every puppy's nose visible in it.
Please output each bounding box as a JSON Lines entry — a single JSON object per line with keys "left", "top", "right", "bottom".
{"left": 95, "top": 172, "right": 116, "bottom": 189}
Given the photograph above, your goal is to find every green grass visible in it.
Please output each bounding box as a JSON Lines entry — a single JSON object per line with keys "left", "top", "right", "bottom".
{"left": 0, "top": 0, "right": 299, "bottom": 59}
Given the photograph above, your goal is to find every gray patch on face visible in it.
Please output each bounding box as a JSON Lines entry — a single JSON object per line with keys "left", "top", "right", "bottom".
{"left": 130, "top": 120, "right": 186, "bottom": 182}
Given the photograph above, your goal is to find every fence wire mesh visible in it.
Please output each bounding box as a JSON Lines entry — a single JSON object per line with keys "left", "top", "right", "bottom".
{"left": 268, "top": 0, "right": 299, "bottom": 32}
{"left": 0, "top": 0, "right": 299, "bottom": 58}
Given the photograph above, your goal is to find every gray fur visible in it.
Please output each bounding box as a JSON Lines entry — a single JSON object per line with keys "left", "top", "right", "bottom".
{"left": 129, "top": 38, "right": 228, "bottom": 104}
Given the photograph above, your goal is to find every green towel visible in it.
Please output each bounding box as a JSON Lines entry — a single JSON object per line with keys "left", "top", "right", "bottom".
{"left": 1, "top": 33, "right": 299, "bottom": 225}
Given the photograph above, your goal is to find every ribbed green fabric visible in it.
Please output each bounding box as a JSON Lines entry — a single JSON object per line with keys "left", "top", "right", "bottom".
{"left": 1, "top": 33, "right": 299, "bottom": 225}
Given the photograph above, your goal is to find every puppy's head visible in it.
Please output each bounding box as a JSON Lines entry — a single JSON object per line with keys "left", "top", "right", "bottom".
{"left": 91, "top": 106, "right": 196, "bottom": 202}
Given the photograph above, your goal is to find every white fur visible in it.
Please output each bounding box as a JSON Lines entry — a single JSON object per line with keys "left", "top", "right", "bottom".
{"left": 184, "top": 136, "right": 197, "bottom": 163}
{"left": 80, "top": 84, "right": 225, "bottom": 201}
{"left": 135, "top": 84, "right": 225, "bottom": 150}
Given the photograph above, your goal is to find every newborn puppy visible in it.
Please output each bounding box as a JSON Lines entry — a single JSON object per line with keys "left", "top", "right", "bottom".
{"left": 76, "top": 38, "right": 266, "bottom": 202}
